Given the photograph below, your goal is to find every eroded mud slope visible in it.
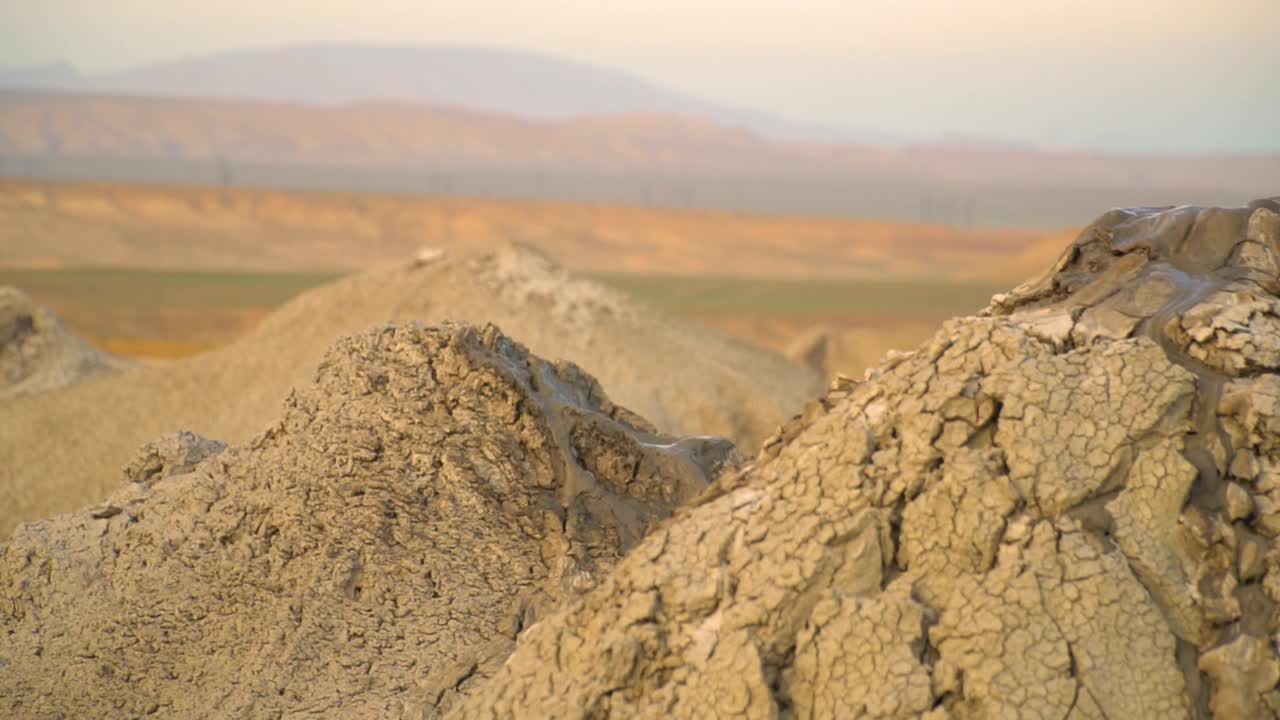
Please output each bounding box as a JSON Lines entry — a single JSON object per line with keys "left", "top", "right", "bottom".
{"left": 0, "top": 323, "right": 734, "bottom": 718}
{"left": 453, "top": 199, "right": 1280, "bottom": 719}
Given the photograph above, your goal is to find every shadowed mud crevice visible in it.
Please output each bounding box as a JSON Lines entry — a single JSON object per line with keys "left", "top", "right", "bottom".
{"left": 0, "top": 312, "right": 35, "bottom": 345}
{"left": 1179, "top": 637, "right": 1215, "bottom": 720}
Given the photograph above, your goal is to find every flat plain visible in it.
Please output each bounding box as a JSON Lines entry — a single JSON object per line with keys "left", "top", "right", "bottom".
{"left": 0, "top": 179, "right": 1064, "bottom": 368}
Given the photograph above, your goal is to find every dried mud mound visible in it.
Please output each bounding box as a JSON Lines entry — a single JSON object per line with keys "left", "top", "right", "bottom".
{"left": 302, "top": 243, "right": 821, "bottom": 447}
{"left": 0, "top": 323, "right": 735, "bottom": 718}
{"left": 454, "top": 199, "right": 1280, "bottom": 719}
{"left": 785, "top": 322, "right": 939, "bottom": 381}
{"left": 0, "top": 286, "right": 130, "bottom": 400}
{"left": 0, "top": 244, "right": 817, "bottom": 536}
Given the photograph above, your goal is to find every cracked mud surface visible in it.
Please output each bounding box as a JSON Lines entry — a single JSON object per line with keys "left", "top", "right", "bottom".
{"left": 0, "top": 244, "right": 818, "bottom": 536}
{"left": 0, "top": 323, "right": 735, "bottom": 718}
{"left": 0, "top": 286, "right": 132, "bottom": 401}
{"left": 452, "top": 199, "right": 1280, "bottom": 719}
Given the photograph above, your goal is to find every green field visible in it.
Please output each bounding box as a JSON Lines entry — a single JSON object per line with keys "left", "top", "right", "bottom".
{"left": 0, "top": 267, "right": 346, "bottom": 357}
{"left": 2, "top": 267, "right": 996, "bottom": 358}
{"left": 0, "top": 267, "right": 345, "bottom": 310}
{"left": 589, "top": 273, "right": 1005, "bottom": 319}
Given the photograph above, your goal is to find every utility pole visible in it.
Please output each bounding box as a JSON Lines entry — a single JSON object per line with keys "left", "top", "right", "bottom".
{"left": 215, "top": 156, "right": 234, "bottom": 187}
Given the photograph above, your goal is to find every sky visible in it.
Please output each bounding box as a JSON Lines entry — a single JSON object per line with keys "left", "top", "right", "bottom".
{"left": 4, "top": 0, "right": 1279, "bottom": 153}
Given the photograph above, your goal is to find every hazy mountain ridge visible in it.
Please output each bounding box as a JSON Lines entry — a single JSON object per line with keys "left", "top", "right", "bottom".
{"left": 4, "top": 89, "right": 1273, "bottom": 183}
{"left": 2, "top": 46, "right": 1275, "bottom": 227}
{"left": 0, "top": 45, "right": 836, "bottom": 142}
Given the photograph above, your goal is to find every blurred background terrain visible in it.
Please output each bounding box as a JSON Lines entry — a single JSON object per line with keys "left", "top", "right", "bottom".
{"left": 0, "top": 178, "right": 1062, "bottom": 375}
{"left": 2, "top": 3, "right": 1277, "bottom": 380}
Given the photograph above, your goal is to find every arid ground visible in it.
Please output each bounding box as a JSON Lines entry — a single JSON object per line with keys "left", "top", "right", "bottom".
{"left": 7, "top": 197, "right": 1280, "bottom": 718}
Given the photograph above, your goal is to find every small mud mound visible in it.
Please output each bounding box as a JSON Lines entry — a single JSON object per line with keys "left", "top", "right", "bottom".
{"left": 0, "top": 243, "right": 816, "bottom": 536}
{"left": 0, "top": 286, "right": 130, "bottom": 400}
{"left": 441, "top": 244, "right": 823, "bottom": 446}
{"left": 241, "top": 241, "right": 820, "bottom": 449}
{"left": 0, "top": 323, "right": 735, "bottom": 719}
{"left": 453, "top": 200, "right": 1280, "bottom": 719}
{"left": 785, "top": 322, "right": 939, "bottom": 380}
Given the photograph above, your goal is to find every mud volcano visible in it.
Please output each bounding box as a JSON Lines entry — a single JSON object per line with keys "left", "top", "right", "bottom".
{"left": 6, "top": 199, "right": 1280, "bottom": 719}
{"left": 453, "top": 199, "right": 1280, "bottom": 718}
{"left": 0, "top": 323, "right": 734, "bottom": 717}
{"left": 0, "top": 286, "right": 131, "bottom": 400}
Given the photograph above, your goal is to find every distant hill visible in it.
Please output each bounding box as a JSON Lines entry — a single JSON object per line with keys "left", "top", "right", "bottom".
{"left": 0, "top": 90, "right": 819, "bottom": 173}
{"left": 1, "top": 90, "right": 1275, "bottom": 228}
{"left": 0, "top": 62, "right": 81, "bottom": 88}
{"left": 0, "top": 45, "right": 837, "bottom": 141}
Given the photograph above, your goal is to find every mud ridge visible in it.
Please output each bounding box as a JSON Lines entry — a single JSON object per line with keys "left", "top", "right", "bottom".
{"left": 0, "top": 322, "right": 735, "bottom": 718}
{"left": 0, "top": 243, "right": 819, "bottom": 535}
{"left": 452, "top": 199, "right": 1280, "bottom": 719}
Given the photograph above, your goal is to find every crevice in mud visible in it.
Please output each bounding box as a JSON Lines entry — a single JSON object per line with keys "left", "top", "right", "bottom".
{"left": 767, "top": 644, "right": 798, "bottom": 715}
{"left": 914, "top": 595, "right": 942, "bottom": 669}
{"left": 1065, "top": 490, "right": 1119, "bottom": 541}
{"left": 0, "top": 313, "right": 35, "bottom": 347}
{"left": 1130, "top": 262, "right": 1240, "bottom": 520}
{"left": 1183, "top": 395, "right": 1231, "bottom": 505}
{"left": 885, "top": 507, "right": 907, "bottom": 580}
{"left": 1178, "top": 637, "right": 1214, "bottom": 720}
{"left": 1064, "top": 644, "right": 1083, "bottom": 717}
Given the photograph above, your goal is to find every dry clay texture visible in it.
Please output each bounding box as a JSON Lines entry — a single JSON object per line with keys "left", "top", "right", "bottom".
{"left": 0, "top": 286, "right": 131, "bottom": 401}
{"left": 0, "top": 244, "right": 818, "bottom": 535}
{"left": 0, "top": 322, "right": 735, "bottom": 718}
{"left": 454, "top": 199, "right": 1280, "bottom": 719}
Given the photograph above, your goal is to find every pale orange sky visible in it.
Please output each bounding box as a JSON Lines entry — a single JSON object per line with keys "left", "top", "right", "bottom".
{"left": 4, "top": 0, "right": 1279, "bottom": 152}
